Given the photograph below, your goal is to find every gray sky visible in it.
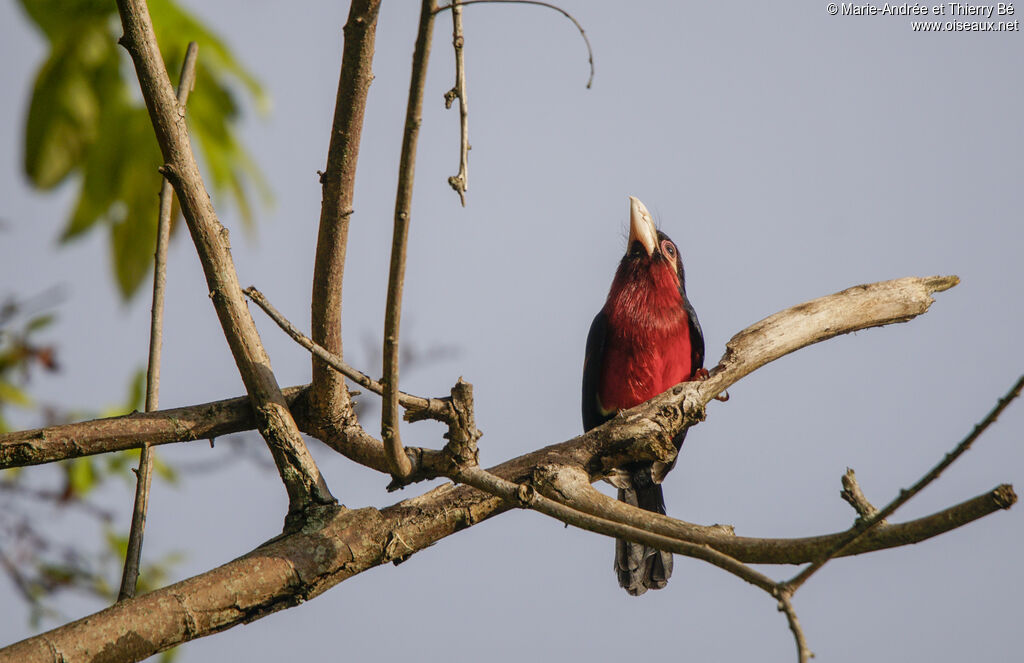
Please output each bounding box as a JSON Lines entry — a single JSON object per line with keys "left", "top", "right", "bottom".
{"left": 1, "top": 2, "right": 1022, "bottom": 661}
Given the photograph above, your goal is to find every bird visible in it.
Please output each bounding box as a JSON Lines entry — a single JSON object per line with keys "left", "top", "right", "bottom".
{"left": 582, "top": 196, "right": 705, "bottom": 596}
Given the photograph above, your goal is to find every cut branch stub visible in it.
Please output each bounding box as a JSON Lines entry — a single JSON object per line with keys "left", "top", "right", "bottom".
{"left": 443, "top": 378, "right": 480, "bottom": 467}
{"left": 840, "top": 467, "right": 881, "bottom": 523}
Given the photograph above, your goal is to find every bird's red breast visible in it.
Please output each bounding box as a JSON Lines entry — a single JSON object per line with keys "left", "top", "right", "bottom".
{"left": 597, "top": 257, "right": 695, "bottom": 413}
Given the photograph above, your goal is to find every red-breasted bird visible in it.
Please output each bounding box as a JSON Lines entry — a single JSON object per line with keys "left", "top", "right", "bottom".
{"left": 582, "top": 196, "right": 705, "bottom": 596}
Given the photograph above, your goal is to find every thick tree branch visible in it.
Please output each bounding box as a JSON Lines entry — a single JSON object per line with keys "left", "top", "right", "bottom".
{"left": 118, "top": 41, "right": 199, "bottom": 603}
{"left": 309, "top": 0, "right": 382, "bottom": 421}
{"left": 381, "top": 0, "right": 438, "bottom": 479}
{"left": 115, "top": 0, "right": 333, "bottom": 519}
{"left": 3, "top": 454, "right": 1012, "bottom": 663}
{"left": 0, "top": 387, "right": 304, "bottom": 469}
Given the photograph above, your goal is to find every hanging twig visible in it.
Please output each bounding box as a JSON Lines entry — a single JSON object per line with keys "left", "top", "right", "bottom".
{"left": 381, "top": 0, "right": 438, "bottom": 479}
{"left": 435, "top": 0, "right": 594, "bottom": 88}
{"left": 117, "top": 41, "right": 198, "bottom": 603}
{"left": 445, "top": 0, "right": 470, "bottom": 205}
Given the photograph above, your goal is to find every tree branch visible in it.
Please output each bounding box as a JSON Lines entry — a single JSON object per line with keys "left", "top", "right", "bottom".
{"left": 114, "top": 0, "right": 334, "bottom": 520}
{"left": 783, "top": 372, "right": 1024, "bottom": 594}
{"left": 1, "top": 275, "right": 963, "bottom": 480}
{"left": 4, "top": 449, "right": 1011, "bottom": 663}
{"left": 309, "top": 0, "right": 382, "bottom": 422}
{"left": 444, "top": 0, "right": 469, "bottom": 205}
{"left": 3, "top": 276, "right": 1008, "bottom": 571}
{"left": 118, "top": 41, "right": 199, "bottom": 603}
{"left": 381, "top": 0, "right": 438, "bottom": 479}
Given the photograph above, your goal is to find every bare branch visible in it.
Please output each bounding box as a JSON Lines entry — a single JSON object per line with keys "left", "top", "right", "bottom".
{"left": 436, "top": 0, "right": 594, "bottom": 88}
{"left": 115, "top": 0, "right": 333, "bottom": 519}
{"left": 0, "top": 387, "right": 304, "bottom": 469}
{"left": 310, "top": 0, "right": 382, "bottom": 420}
{"left": 695, "top": 275, "right": 960, "bottom": 403}
{"left": 1, "top": 390, "right": 1015, "bottom": 663}
{"left": 784, "top": 373, "right": 1024, "bottom": 593}
{"left": 445, "top": 0, "right": 469, "bottom": 205}
{"left": 118, "top": 40, "right": 199, "bottom": 604}
{"left": 381, "top": 0, "right": 438, "bottom": 480}
{"left": 531, "top": 464, "right": 1015, "bottom": 563}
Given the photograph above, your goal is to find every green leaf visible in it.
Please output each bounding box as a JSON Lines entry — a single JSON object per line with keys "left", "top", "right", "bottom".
{"left": 65, "top": 458, "right": 97, "bottom": 497}
{"left": 19, "top": 0, "right": 271, "bottom": 299}
{"left": 104, "top": 528, "right": 129, "bottom": 558}
{"left": 153, "top": 454, "right": 178, "bottom": 484}
{"left": 100, "top": 368, "right": 148, "bottom": 418}
{"left": 25, "top": 313, "right": 56, "bottom": 333}
{"left": 23, "top": 23, "right": 121, "bottom": 189}
{"left": 15, "top": 0, "right": 112, "bottom": 42}
{"left": 0, "top": 380, "right": 33, "bottom": 407}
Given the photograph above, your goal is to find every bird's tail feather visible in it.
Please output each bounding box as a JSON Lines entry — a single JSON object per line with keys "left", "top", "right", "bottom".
{"left": 615, "top": 479, "right": 672, "bottom": 596}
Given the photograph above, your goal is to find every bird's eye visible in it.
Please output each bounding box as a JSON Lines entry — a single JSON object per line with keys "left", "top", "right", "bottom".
{"left": 662, "top": 240, "right": 676, "bottom": 258}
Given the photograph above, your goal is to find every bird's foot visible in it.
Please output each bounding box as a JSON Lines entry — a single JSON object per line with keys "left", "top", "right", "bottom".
{"left": 691, "top": 368, "right": 729, "bottom": 401}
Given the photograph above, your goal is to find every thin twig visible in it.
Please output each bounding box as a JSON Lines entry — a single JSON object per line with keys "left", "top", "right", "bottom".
{"left": 381, "top": 0, "right": 438, "bottom": 479}
{"left": 784, "top": 373, "right": 1024, "bottom": 593}
{"left": 435, "top": 0, "right": 594, "bottom": 88}
{"left": 776, "top": 592, "right": 813, "bottom": 663}
{"left": 244, "top": 286, "right": 452, "bottom": 419}
{"left": 117, "top": 41, "right": 198, "bottom": 603}
{"left": 445, "top": 0, "right": 469, "bottom": 205}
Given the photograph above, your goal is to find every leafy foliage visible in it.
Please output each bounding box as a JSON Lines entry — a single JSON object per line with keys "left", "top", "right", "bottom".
{"left": 18, "top": 0, "right": 271, "bottom": 298}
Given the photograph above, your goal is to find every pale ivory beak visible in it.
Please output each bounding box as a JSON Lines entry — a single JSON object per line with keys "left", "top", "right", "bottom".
{"left": 628, "top": 196, "right": 657, "bottom": 257}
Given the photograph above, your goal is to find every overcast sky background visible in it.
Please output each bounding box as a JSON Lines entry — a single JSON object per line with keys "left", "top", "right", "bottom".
{"left": 1, "top": 2, "right": 1022, "bottom": 661}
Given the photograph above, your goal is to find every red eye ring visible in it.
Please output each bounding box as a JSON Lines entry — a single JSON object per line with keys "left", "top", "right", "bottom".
{"left": 661, "top": 240, "right": 676, "bottom": 258}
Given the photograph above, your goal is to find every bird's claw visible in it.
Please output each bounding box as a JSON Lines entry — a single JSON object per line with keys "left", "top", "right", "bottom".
{"left": 692, "top": 368, "right": 728, "bottom": 401}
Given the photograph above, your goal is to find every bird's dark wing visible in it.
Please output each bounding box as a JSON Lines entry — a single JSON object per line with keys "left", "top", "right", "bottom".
{"left": 582, "top": 310, "right": 610, "bottom": 432}
{"left": 682, "top": 295, "right": 705, "bottom": 371}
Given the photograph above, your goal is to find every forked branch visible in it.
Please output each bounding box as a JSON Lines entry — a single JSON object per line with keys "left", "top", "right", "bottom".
{"left": 1, "top": 274, "right": 1016, "bottom": 663}
{"left": 115, "top": 0, "right": 333, "bottom": 519}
